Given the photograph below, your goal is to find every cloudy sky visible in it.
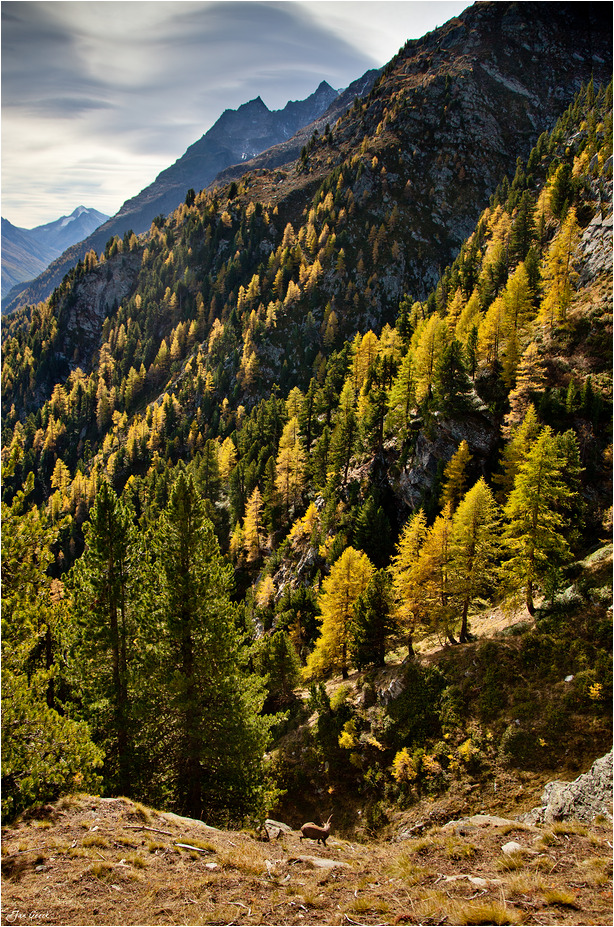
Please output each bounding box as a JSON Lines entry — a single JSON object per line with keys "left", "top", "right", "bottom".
{"left": 2, "top": 1, "right": 469, "bottom": 229}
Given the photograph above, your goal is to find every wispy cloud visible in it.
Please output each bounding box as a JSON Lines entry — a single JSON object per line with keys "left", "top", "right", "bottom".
{"left": 2, "top": 1, "right": 469, "bottom": 227}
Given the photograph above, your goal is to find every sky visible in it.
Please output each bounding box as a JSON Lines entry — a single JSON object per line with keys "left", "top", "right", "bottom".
{"left": 2, "top": 1, "right": 470, "bottom": 229}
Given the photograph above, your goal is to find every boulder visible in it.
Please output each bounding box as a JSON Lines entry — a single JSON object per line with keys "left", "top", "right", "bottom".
{"left": 519, "top": 750, "right": 613, "bottom": 824}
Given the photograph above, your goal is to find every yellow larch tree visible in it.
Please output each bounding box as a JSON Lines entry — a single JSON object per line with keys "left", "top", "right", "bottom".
{"left": 304, "top": 546, "right": 374, "bottom": 680}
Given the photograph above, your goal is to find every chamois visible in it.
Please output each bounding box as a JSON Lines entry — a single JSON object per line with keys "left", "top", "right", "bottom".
{"left": 299, "top": 815, "right": 332, "bottom": 846}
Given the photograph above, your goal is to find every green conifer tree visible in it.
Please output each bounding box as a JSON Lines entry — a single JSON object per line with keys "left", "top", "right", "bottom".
{"left": 350, "top": 569, "right": 396, "bottom": 668}
{"left": 501, "top": 428, "right": 579, "bottom": 614}
{"left": 70, "top": 481, "right": 143, "bottom": 796}
{"left": 156, "top": 472, "right": 271, "bottom": 822}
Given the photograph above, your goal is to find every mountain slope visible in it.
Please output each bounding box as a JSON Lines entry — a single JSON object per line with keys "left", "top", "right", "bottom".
{"left": 224, "top": 0, "right": 612, "bottom": 309}
{"left": 1, "top": 787, "right": 612, "bottom": 926}
{"left": 1, "top": 82, "right": 342, "bottom": 314}
{"left": 1, "top": 207, "right": 108, "bottom": 299}
{"left": 1, "top": 7, "right": 611, "bottom": 886}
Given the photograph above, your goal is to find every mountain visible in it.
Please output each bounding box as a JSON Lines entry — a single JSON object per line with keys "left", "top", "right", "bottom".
{"left": 1, "top": 206, "right": 108, "bottom": 299}
{"left": 215, "top": 0, "right": 612, "bottom": 309}
{"left": 1, "top": 80, "right": 345, "bottom": 314}
{"left": 1, "top": 0, "right": 611, "bottom": 876}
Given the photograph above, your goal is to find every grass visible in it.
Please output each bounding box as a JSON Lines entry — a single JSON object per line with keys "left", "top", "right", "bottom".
{"left": 82, "top": 833, "right": 110, "bottom": 848}
{"left": 147, "top": 838, "right": 167, "bottom": 852}
{"left": 216, "top": 842, "right": 268, "bottom": 875}
{"left": 550, "top": 820, "right": 588, "bottom": 836}
{"left": 536, "top": 829, "right": 557, "bottom": 847}
{"left": 542, "top": 887, "right": 579, "bottom": 907}
{"left": 454, "top": 899, "right": 521, "bottom": 925}
{"left": 348, "top": 894, "right": 390, "bottom": 915}
{"left": 444, "top": 836, "right": 477, "bottom": 859}
{"left": 85, "top": 861, "right": 115, "bottom": 881}
{"left": 123, "top": 852, "right": 148, "bottom": 869}
{"left": 2, "top": 792, "right": 612, "bottom": 926}
{"left": 579, "top": 856, "right": 613, "bottom": 885}
{"left": 496, "top": 851, "right": 526, "bottom": 872}
{"left": 505, "top": 871, "right": 546, "bottom": 896}
{"left": 131, "top": 801, "right": 154, "bottom": 823}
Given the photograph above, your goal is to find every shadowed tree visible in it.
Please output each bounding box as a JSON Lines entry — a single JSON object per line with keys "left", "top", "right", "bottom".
{"left": 156, "top": 472, "right": 271, "bottom": 822}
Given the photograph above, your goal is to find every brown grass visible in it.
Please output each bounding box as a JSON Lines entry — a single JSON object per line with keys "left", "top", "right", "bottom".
{"left": 1, "top": 794, "right": 612, "bottom": 925}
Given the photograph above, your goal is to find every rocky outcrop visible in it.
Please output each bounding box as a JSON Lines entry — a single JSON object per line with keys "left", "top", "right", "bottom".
{"left": 397, "top": 410, "right": 499, "bottom": 511}
{"left": 520, "top": 751, "right": 613, "bottom": 824}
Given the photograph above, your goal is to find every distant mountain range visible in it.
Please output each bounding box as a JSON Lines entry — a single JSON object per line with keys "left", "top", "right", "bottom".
{"left": 2, "top": 77, "right": 376, "bottom": 314}
{"left": 1, "top": 207, "right": 108, "bottom": 300}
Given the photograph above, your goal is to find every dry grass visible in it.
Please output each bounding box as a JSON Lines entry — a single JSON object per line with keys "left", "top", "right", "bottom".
{"left": 1, "top": 794, "right": 612, "bottom": 925}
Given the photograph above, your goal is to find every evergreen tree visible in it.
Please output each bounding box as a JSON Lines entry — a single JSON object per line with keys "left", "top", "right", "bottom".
{"left": 434, "top": 339, "right": 472, "bottom": 414}
{"left": 253, "top": 630, "right": 301, "bottom": 711}
{"left": 386, "top": 349, "right": 416, "bottom": 443}
{"left": 501, "top": 428, "right": 579, "bottom": 614}
{"left": 353, "top": 495, "right": 392, "bottom": 567}
{"left": 155, "top": 472, "right": 271, "bottom": 822}
{"left": 350, "top": 569, "right": 396, "bottom": 668}
{"left": 70, "top": 481, "right": 144, "bottom": 796}
{"left": 329, "top": 383, "right": 358, "bottom": 485}
{"left": 2, "top": 472, "right": 103, "bottom": 820}
{"left": 510, "top": 191, "right": 536, "bottom": 263}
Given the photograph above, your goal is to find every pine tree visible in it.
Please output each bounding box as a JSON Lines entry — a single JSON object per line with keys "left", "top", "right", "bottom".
{"left": 494, "top": 403, "right": 541, "bottom": 499}
{"left": 350, "top": 569, "right": 396, "bottom": 668}
{"left": 434, "top": 339, "right": 472, "bottom": 414}
{"left": 504, "top": 343, "right": 547, "bottom": 434}
{"left": 2, "top": 472, "right": 103, "bottom": 819}
{"left": 253, "top": 630, "right": 301, "bottom": 711}
{"left": 156, "top": 472, "right": 271, "bottom": 822}
{"left": 412, "top": 504, "right": 456, "bottom": 644}
{"left": 243, "top": 486, "right": 265, "bottom": 562}
{"left": 329, "top": 383, "right": 358, "bottom": 485}
{"left": 70, "top": 481, "right": 144, "bottom": 796}
{"left": 386, "top": 349, "right": 416, "bottom": 443}
{"left": 414, "top": 314, "right": 446, "bottom": 410}
{"left": 275, "top": 417, "right": 306, "bottom": 515}
{"left": 501, "top": 427, "right": 579, "bottom": 614}
{"left": 304, "top": 546, "right": 374, "bottom": 680}
{"left": 450, "top": 479, "right": 499, "bottom": 642}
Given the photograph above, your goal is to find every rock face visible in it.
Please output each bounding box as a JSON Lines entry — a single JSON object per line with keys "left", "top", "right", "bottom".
{"left": 397, "top": 411, "right": 499, "bottom": 511}
{"left": 520, "top": 751, "right": 613, "bottom": 824}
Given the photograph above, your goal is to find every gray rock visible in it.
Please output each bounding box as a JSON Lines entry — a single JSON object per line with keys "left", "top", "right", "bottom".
{"left": 290, "top": 855, "right": 349, "bottom": 870}
{"left": 443, "top": 813, "right": 520, "bottom": 829}
{"left": 501, "top": 840, "right": 524, "bottom": 856}
{"left": 519, "top": 751, "right": 613, "bottom": 824}
{"left": 265, "top": 818, "right": 293, "bottom": 834}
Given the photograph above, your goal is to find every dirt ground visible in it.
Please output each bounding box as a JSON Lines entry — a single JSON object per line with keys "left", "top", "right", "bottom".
{"left": 2, "top": 794, "right": 612, "bottom": 926}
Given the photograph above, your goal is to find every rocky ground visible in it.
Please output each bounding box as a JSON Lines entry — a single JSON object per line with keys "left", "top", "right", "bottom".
{"left": 1, "top": 789, "right": 612, "bottom": 927}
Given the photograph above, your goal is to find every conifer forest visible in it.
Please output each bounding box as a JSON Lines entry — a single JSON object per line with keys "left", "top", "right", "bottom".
{"left": 1, "top": 4, "right": 612, "bottom": 874}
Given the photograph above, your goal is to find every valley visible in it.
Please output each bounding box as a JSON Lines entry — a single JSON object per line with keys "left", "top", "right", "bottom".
{"left": 1, "top": 3, "right": 612, "bottom": 925}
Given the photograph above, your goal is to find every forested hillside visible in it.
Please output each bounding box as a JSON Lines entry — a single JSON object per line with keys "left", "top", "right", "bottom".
{"left": 1, "top": 48, "right": 612, "bottom": 835}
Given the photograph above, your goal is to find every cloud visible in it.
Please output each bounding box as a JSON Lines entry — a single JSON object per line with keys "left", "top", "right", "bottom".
{"left": 2, "top": 1, "right": 470, "bottom": 227}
